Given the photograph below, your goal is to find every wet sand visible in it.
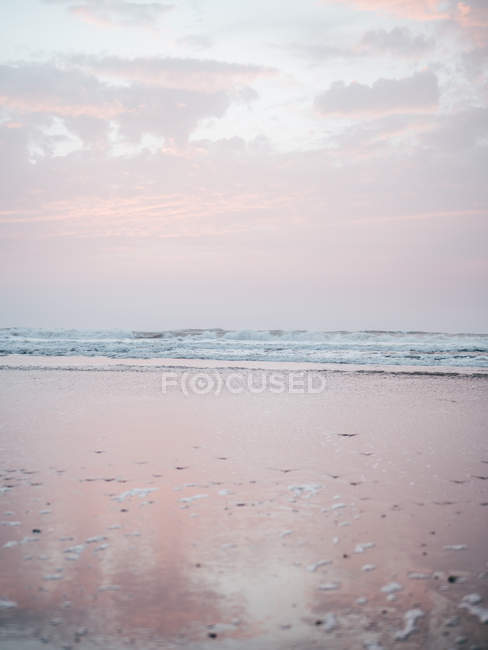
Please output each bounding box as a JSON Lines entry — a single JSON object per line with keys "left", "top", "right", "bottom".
{"left": 0, "top": 367, "right": 487, "bottom": 649}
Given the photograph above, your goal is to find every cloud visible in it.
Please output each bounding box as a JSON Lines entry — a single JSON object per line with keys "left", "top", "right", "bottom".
{"left": 331, "top": 0, "right": 450, "bottom": 21}
{"left": 359, "top": 27, "right": 435, "bottom": 56}
{"left": 1, "top": 116, "right": 487, "bottom": 329}
{"left": 0, "top": 55, "right": 271, "bottom": 147}
{"left": 0, "top": 62, "right": 233, "bottom": 145}
{"left": 286, "top": 26, "right": 434, "bottom": 61}
{"left": 421, "top": 107, "right": 488, "bottom": 152}
{"left": 456, "top": 0, "right": 488, "bottom": 45}
{"left": 328, "top": 113, "right": 437, "bottom": 158}
{"left": 332, "top": 0, "right": 488, "bottom": 44}
{"left": 315, "top": 70, "right": 439, "bottom": 116}
{"left": 67, "top": 55, "right": 275, "bottom": 92}
{"left": 42, "top": 0, "right": 174, "bottom": 28}
{"left": 115, "top": 84, "right": 230, "bottom": 143}
{"left": 0, "top": 64, "right": 123, "bottom": 119}
{"left": 462, "top": 44, "right": 488, "bottom": 79}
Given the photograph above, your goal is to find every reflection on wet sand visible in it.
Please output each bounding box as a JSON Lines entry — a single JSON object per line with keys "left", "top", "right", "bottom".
{"left": 0, "top": 369, "right": 487, "bottom": 649}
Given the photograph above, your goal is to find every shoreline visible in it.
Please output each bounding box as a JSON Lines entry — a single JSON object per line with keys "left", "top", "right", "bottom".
{"left": 1, "top": 354, "right": 487, "bottom": 376}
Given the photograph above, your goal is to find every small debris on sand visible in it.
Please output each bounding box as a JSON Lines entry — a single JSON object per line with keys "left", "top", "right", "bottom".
{"left": 322, "top": 612, "right": 337, "bottom": 631}
{"left": 180, "top": 494, "right": 208, "bottom": 503}
{"left": 3, "top": 540, "right": 18, "bottom": 549}
{"left": 288, "top": 484, "right": 322, "bottom": 498}
{"left": 318, "top": 582, "right": 341, "bottom": 591}
{"left": 363, "top": 641, "right": 384, "bottom": 650}
{"left": 355, "top": 542, "right": 375, "bottom": 553}
{"left": 64, "top": 544, "right": 84, "bottom": 555}
{"left": 43, "top": 573, "right": 63, "bottom": 581}
{"left": 85, "top": 535, "right": 107, "bottom": 544}
{"left": 381, "top": 582, "right": 403, "bottom": 594}
{"left": 113, "top": 488, "right": 157, "bottom": 502}
{"left": 307, "top": 560, "right": 332, "bottom": 572}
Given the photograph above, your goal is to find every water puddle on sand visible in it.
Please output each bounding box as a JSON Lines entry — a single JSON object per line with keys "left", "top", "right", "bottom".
{"left": 0, "top": 369, "right": 487, "bottom": 649}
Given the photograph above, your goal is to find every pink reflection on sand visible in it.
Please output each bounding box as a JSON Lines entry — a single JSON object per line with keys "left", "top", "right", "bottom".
{"left": 0, "top": 369, "right": 487, "bottom": 648}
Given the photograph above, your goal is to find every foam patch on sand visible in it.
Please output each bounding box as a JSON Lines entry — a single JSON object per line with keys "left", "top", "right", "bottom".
{"left": 459, "top": 594, "right": 488, "bottom": 624}
{"left": 394, "top": 609, "right": 424, "bottom": 640}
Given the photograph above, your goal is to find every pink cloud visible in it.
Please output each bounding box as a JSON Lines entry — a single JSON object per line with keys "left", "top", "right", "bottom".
{"left": 456, "top": 1, "right": 488, "bottom": 44}
{"left": 68, "top": 55, "right": 275, "bottom": 92}
{"left": 333, "top": 0, "right": 488, "bottom": 44}
{"left": 43, "top": 0, "right": 174, "bottom": 28}
{"left": 0, "top": 62, "right": 242, "bottom": 145}
{"left": 331, "top": 0, "right": 450, "bottom": 21}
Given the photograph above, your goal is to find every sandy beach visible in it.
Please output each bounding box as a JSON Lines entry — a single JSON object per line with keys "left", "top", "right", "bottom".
{"left": 0, "top": 365, "right": 487, "bottom": 649}
{"left": 2, "top": 0, "right": 488, "bottom": 645}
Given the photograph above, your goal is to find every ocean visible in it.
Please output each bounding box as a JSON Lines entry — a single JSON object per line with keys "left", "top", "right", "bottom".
{"left": 1, "top": 328, "right": 487, "bottom": 369}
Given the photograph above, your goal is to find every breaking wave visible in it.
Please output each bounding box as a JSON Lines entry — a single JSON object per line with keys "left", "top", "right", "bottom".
{"left": 0, "top": 328, "right": 487, "bottom": 369}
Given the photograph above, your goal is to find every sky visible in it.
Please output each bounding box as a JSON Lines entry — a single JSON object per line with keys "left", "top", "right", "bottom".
{"left": 0, "top": 0, "right": 487, "bottom": 332}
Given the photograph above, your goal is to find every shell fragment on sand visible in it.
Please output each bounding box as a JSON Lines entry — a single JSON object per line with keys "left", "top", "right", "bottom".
{"left": 307, "top": 560, "right": 332, "bottom": 572}
{"left": 381, "top": 582, "right": 403, "bottom": 594}
{"left": 322, "top": 612, "right": 337, "bottom": 632}
{"left": 2, "top": 540, "right": 18, "bottom": 549}
{"left": 64, "top": 544, "right": 84, "bottom": 555}
{"left": 354, "top": 542, "right": 376, "bottom": 553}
{"left": 43, "top": 573, "right": 63, "bottom": 581}
{"left": 180, "top": 494, "right": 208, "bottom": 503}
{"left": 113, "top": 488, "right": 157, "bottom": 503}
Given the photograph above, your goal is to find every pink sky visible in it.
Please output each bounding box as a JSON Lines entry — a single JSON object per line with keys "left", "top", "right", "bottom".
{"left": 0, "top": 0, "right": 487, "bottom": 331}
